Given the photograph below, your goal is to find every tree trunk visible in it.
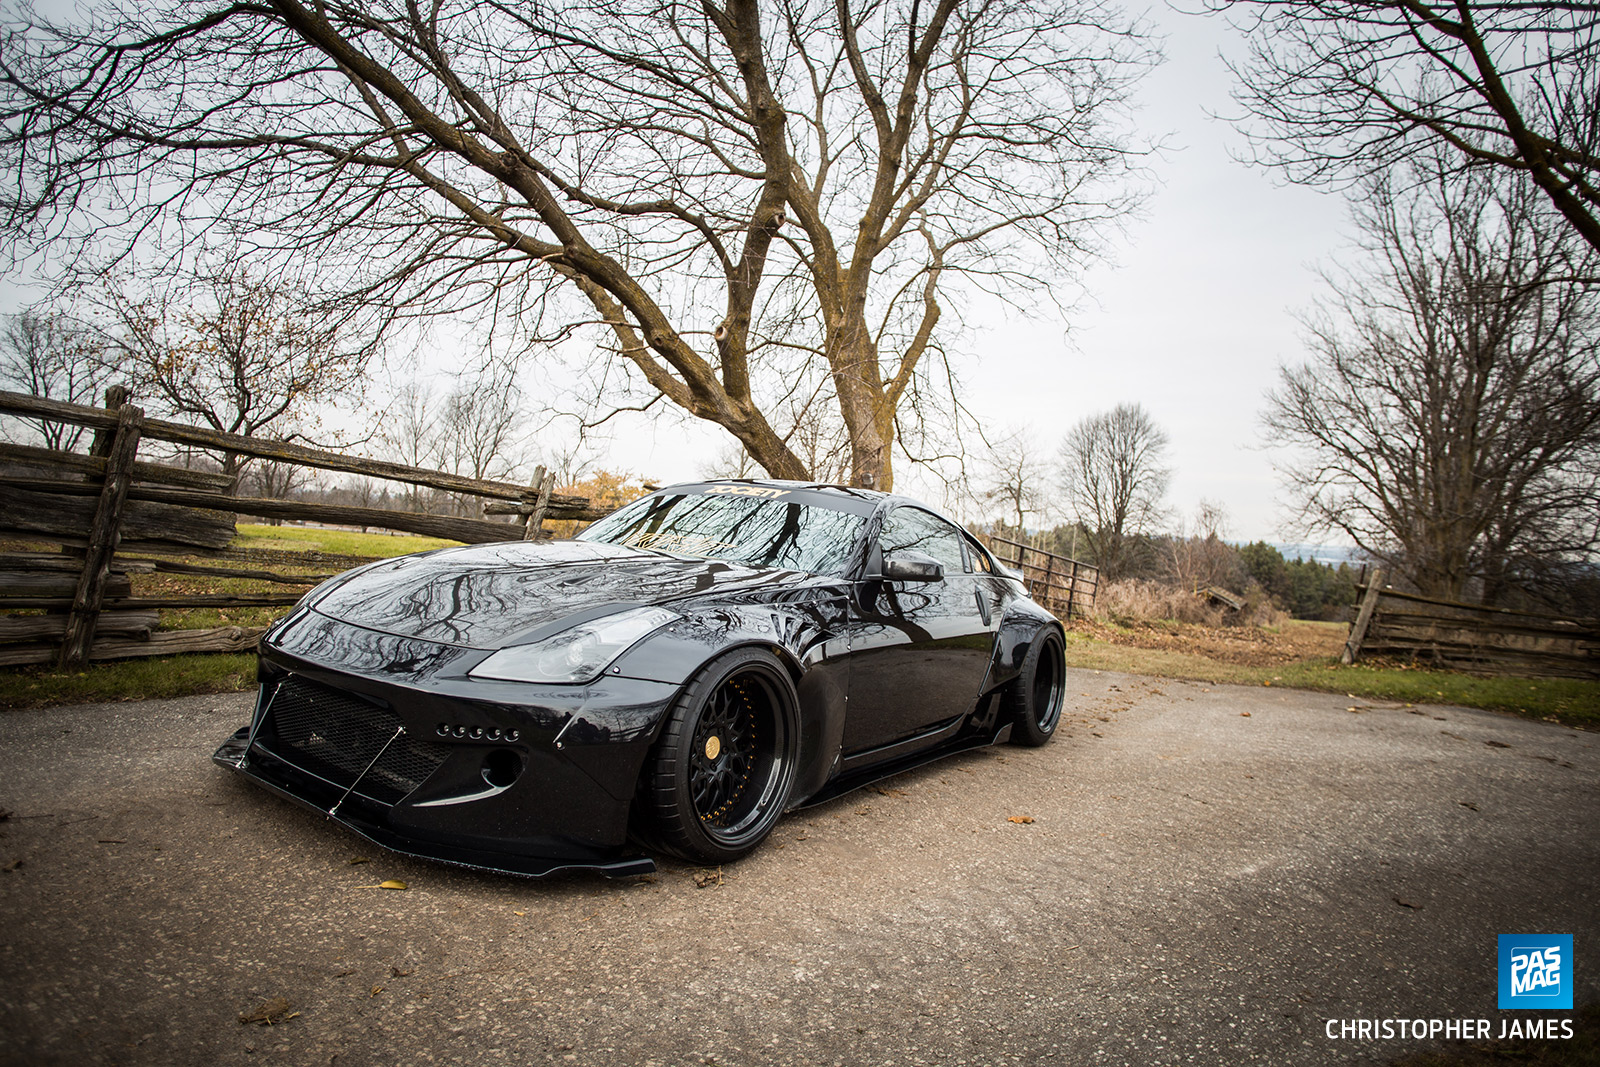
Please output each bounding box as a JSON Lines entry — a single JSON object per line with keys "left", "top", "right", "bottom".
{"left": 827, "top": 313, "right": 896, "bottom": 491}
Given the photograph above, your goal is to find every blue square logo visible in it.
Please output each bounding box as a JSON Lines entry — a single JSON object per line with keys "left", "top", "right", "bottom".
{"left": 1499, "top": 935, "right": 1573, "bottom": 1009}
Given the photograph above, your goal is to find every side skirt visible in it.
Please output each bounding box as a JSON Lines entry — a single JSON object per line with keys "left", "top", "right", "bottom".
{"left": 793, "top": 721, "right": 1012, "bottom": 810}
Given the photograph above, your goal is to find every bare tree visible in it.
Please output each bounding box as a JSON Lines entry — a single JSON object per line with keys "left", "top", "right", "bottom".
{"left": 1162, "top": 500, "right": 1242, "bottom": 592}
{"left": 699, "top": 442, "right": 763, "bottom": 481}
{"left": 1265, "top": 163, "right": 1600, "bottom": 605}
{"left": 378, "top": 380, "right": 446, "bottom": 513}
{"left": 243, "top": 460, "right": 310, "bottom": 523}
{"left": 88, "top": 266, "right": 371, "bottom": 486}
{"left": 0, "top": 309, "right": 108, "bottom": 450}
{"left": 1, "top": 0, "right": 1154, "bottom": 490}
{"left": 697, "top": 388, "right": 860, "bottom": 485}
{"left": 1209, "top": 0, "right": 1600, "bottom": 251}
{"left": 437, "top": 366, "right": 532, "bottom": 514}
{"left": 541, "top": 440, "right": 603, "bottom": 492}
{"left": 779, "top": 393, "right": 853, "bottom": 486}
{"left": 980, "top": 427, "right": 1051, "bottom": 538}
{"left": 372, "top": 364, "right": 531, "bottom": 514}
{"left": 437, "top": 367, "right": 527, "bottom": 480}
{"left": 1057, "top": 403, "right": 1171, "bottom": 580}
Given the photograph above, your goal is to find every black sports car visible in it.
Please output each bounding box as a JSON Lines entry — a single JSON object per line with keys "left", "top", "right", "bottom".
{"left": 214, "top": 480, "right": 1066, "bottom": 877}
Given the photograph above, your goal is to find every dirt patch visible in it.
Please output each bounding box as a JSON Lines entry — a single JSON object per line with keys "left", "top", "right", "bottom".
{"left": 1068, "top": 618, "right": 1346, "bottom": 667}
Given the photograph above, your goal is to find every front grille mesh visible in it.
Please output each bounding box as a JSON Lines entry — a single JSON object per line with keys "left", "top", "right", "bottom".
{"left": 266, "top": 679, "right": 450, "bottom": 804}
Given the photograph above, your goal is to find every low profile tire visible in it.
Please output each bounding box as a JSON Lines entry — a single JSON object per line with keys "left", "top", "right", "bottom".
{"left": 642, "top": 647, "right": 800, "bottom": 864}
{"left": 1006, "top": 629, "right": 1066, "bottom": 747}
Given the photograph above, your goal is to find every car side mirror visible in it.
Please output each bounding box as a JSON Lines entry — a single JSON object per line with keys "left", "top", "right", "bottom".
{"left": 881, "top": 553, "right": 944, "bottom": 582}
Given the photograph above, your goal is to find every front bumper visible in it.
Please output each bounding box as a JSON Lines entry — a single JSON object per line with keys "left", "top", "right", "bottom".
{"left": 213, "top": 727, "right": 656, "bottom": 878}
{"left": 213, "top": 613, "right": 682, "bottom": 878}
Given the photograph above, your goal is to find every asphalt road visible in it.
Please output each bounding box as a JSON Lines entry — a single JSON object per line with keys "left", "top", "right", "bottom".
{"left": 1, "top": 670, "right": 1596, "bottom": 1067}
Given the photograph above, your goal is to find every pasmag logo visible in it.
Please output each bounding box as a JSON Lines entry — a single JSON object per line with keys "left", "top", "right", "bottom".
{"left": 1499, "top": 935, "right": 1573, "bottom": 1010}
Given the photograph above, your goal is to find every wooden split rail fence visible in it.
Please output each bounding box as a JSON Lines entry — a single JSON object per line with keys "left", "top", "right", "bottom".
{"left": 0, "top": 388, "right": 607, "bottom": 669}
{"left": 1342, "top": 572, "right": 1599, "bottom": 680}
{"left": 981, "top": 535, "right": 1098, "bottom": 620}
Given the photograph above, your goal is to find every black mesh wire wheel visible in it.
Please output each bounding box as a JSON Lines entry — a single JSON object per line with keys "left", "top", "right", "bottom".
{"left": 642, "top": 648, "right": 799, "bottom": 864}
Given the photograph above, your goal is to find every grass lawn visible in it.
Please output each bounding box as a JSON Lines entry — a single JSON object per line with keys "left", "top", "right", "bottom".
{"left": 233, "top": 523, "right": 461, "bottom": 557}
{"left": 1, "top": 653, "right": 258, "bottom": 708}
{"left": 1061, "top": 618, "right": 1598, "bottom": 729}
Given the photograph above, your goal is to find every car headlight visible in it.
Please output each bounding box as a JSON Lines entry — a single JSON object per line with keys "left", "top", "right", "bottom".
{"left": 467, "top": 606, "right": 680, "bottom": 684}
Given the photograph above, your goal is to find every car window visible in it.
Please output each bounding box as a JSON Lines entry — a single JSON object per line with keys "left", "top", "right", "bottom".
{"left": 963, "top": 534, "right": 993, "bottom": 573}
{"left": 878, "top": 507, "right": 966, "bottom": 574}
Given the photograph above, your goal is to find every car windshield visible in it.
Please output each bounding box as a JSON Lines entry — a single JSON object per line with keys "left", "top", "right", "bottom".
{"left": 578, "top": 489, "right": 866, "bottom": 575}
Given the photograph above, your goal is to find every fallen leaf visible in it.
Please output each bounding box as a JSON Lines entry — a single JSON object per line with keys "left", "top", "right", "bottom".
{"left": 348, "top": 857, "right": 371, "bottom": 865}
{"left": 693, "top": 868, "right": 724, "bottom": 889}
{"left": 513, "top": 910, "right": 526, "bottom": 917}
{"left": 1484, "top": 740, "right": 1511, "bottom": 749}
{"left": 2, "top": 859, "right": 22, "bottom": 873}
{"left": 353, "top": 879, "right": 408, "bottom": 890}
{"left": 239, "top": 997, "right": 293, "bottom": 1026}
{"left": 370, "top": 985, "right": 384, "bottom": 998}
{"left": 1240, "top": 712, "right": 1251, "bottom": 717}
{"left": 1458, "top": 801, "right": 1479, "bottom": 812}
{"left": 1007, "top": 815, "right": 1035, "bottom": 824}
{"left": 1393, "top": 896, "right": 1421, "bottom": 910}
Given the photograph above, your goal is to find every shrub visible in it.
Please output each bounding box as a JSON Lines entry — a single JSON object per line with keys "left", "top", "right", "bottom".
{"left": 1091, "top": 579, "right": 1288, "bottom": 629}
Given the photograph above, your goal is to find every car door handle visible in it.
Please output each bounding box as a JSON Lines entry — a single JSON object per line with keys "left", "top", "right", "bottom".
{"left": 974, "top": 587, "right": 991, "bottom": 626}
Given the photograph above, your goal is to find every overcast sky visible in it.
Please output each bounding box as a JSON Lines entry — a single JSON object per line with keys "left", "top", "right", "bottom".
{"left": 953, "top": 6, "right": 1354, "bottom": 544}
{"left": 2, "top": 3, "right": 1354, "bottom": 545}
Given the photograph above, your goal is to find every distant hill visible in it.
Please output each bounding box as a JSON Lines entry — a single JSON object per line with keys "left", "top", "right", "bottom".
{"left": 1268, "top": 542, "right": 1369, "bottom": 568}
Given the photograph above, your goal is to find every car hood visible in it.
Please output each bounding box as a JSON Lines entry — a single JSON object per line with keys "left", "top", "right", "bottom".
{"left": 305, "top": 539, "right": 817, "bottom": 649}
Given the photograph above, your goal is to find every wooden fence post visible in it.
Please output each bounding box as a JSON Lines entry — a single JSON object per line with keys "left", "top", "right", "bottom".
{"left": 1341, "top": 568, "right": 1386, "bottom": 665}
{"left": 60, "top": 384, "right": 133, "bottom": 562}
{"left": 85, "top": 385, "right": 130, "bottom": 461}
{"left": 522, "top": 467, "right": 555, "bottom": 541}
{"left": 1042, "top": 552, "right": 1056, "bottom": 615}
{"left": 1065, "top": 560, "right": 1078, "bottom": 619}
{"left": 59, "top": 400, "right": 144, "bottom": 667}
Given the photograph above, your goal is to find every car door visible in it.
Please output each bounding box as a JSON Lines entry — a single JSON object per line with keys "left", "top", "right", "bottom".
{"left": 842, "top": 506, "right": 997, "bottom": 756}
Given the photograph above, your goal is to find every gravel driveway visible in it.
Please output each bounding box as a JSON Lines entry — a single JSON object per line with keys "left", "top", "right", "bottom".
{"left": 2, "top": 669, "right": 1595, "bottom": 1066}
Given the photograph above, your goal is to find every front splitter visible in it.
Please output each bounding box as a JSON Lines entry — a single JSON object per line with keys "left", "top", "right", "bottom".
{"left": 213, "top": 728, "right": 657, "bottom": 880}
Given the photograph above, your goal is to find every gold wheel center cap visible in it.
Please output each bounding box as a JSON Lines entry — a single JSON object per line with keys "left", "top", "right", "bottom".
{"left": 704, "top": 735, "right": 722, "bottom": 761}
